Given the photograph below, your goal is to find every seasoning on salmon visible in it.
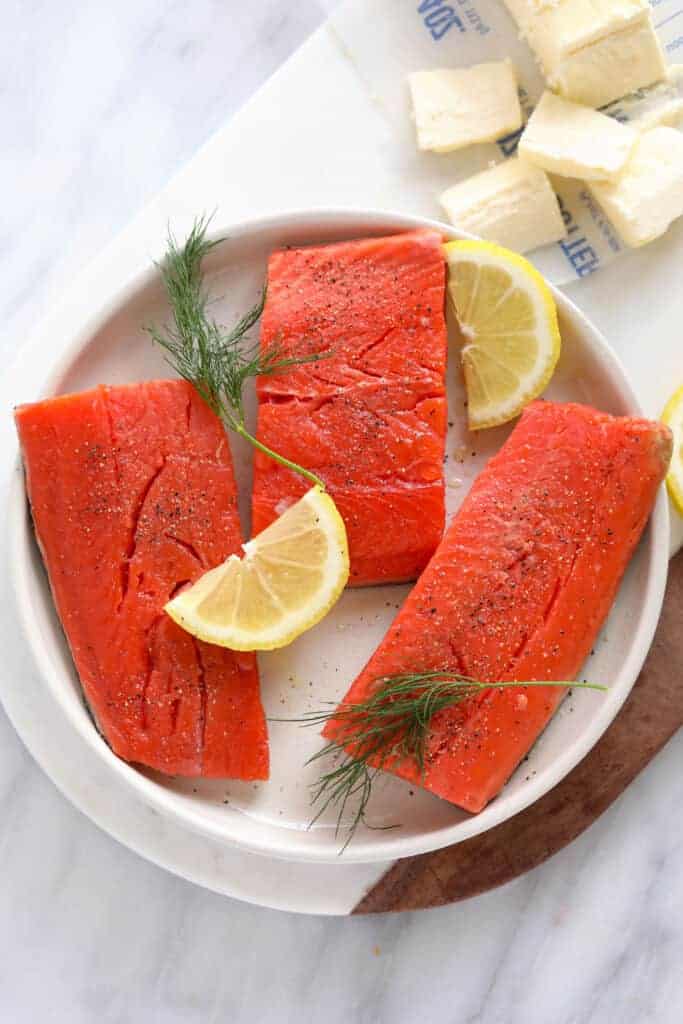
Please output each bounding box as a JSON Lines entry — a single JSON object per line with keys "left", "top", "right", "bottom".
{"left": 251, "top": 229, "right": 448, "bottom": 586}
{"left": 15, "top": 380, "right": 268, "bottom": 779}
{"left": 324, "top": 401, "right": 671, "bottom": 813}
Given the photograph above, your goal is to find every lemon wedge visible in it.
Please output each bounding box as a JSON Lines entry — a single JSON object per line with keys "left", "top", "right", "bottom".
{"left": 444, "top": 240, "right": 561, "bottom": 430}
{"left": 662, "top": 385, "right": 683, "bottom": 515}
{"left": 165, "top": 486, "right": 349, "bottom": 650}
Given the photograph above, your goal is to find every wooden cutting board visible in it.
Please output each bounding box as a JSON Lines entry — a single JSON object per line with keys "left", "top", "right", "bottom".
{"left": 354, "top": 550, "right": 683, "bottom": 914}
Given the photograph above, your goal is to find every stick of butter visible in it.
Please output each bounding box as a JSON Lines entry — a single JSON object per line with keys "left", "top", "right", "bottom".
{"left": 589, "top": 127, "right": 683, "bottom": 247}
{"left": 519, "top": 91, "right": 638, "bottom": 181}
{"left": 502, "top": 0, "right": 666, "bottom": 108}
{"left": 408, "top": 61, "right": 522, "bottom": 153}
{"left": 440, "top": 158, "right": 566, "bottom": 254}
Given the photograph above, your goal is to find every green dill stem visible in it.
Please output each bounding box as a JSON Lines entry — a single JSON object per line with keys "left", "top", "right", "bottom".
{"left": 147, "top": 215, "right": 327, "bottom": 490}
{"left": 273, "top": 673, "right": 608, "bottom": 851}
{"left": 234, "top": 422, "right": 326, "bottom": 490}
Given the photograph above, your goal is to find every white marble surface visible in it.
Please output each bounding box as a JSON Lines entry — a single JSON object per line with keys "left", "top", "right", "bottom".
{"left": 3, "top": 1, "right": 683, "bottom": 1021}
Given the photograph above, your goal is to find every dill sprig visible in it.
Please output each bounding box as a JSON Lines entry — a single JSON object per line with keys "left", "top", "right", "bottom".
{"left": 276, "top": 672, "right": 607, "bottom": 852}
{"left": 146, "top": 215, "right": 326, "bottom": 489}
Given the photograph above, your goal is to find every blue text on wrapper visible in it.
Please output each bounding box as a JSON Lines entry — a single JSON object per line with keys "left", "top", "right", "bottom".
{"left": 557, "top": 195, "right": 600, "bottom": 277}
{"left": 417, "top": 0, "right": 464, "bottom": 40}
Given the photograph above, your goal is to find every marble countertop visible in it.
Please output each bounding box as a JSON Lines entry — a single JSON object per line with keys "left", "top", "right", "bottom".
{"left": 3, "top": 2, "right": 682, "bottom": 1020}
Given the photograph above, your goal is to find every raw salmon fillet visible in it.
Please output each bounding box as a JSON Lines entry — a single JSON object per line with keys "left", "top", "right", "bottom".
{"left": 15, "top": 380, "right": 268, "bottom": 779}
{"left": 252, "top": 229, "right": 448, "bottom": 586}
{"left": 325, "top": 401, "right": 671, "bottom": 812}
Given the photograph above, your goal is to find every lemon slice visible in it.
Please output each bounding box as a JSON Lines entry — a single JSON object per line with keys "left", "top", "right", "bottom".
{"left": 662, "top": 385, "right": 683, "bottom": 515}
{"left": 444, "top": 240, "right": 561, "bottom": 430}
{"left": 165, "top": 486, "right": 349, "bottom": 650}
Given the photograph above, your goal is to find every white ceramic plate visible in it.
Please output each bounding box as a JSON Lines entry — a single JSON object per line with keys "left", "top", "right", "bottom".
{"left": 8, "top": 210, "right": 670, "bottom": 865}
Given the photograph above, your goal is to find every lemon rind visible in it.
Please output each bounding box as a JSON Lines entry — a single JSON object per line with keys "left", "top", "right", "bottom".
{"left": 662, "top": 386, "right": 683, "bottom": 516}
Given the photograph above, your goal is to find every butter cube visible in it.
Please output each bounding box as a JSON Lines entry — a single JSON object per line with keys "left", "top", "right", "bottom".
{"left": 502, "top": 0, "right": 666, "bottom": 108}
{"left": 408, "top": 62, "right": 522, "bottom": 153}
{"left": 519, "top": 91, "right": 637, "bottom": 181}
{"left": 440, "top": 158, "right": 566, "bottom": 254}
{"left": 589, "top": 127, "right": 683, "bottom": 247}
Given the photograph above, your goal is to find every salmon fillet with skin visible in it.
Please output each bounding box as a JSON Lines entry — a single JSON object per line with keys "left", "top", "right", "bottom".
{"left": 324, "top": 401, "right": 671, "bottom": 813}
{"left": 251, "top": 229, "right": 448, "bottom": 586}
{"left": 15, "top": 380, "right": 268, "bottom": 779}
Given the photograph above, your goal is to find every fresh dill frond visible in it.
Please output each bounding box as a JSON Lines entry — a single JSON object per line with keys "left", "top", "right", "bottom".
{"left": 146, "top": 215, "right": 326, "bottom": 489}
{"left": 274, "top": 673, "right": 607, "bottom": 852}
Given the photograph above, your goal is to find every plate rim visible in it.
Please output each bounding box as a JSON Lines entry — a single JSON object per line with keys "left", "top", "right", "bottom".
{"left": 7, "top": 207, "right": 671, "bottom": 864}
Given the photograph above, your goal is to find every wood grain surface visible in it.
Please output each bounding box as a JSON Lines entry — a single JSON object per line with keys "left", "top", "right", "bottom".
{"left": 354, "top": 551, "right": 683, "bottom": 914}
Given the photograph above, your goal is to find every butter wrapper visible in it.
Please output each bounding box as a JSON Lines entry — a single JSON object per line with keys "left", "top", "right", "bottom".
{"left": 328, "top": 0, "right": 683, "bottom": 285}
